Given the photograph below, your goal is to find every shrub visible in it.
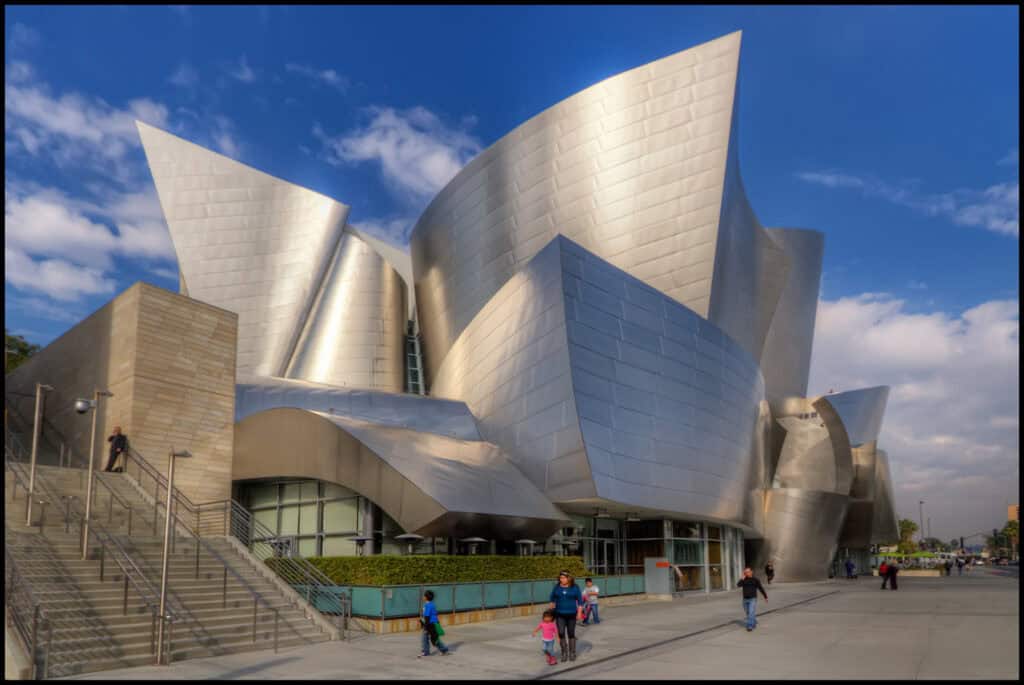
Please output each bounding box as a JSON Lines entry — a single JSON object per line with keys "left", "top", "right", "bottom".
{"left": 269, "top": 555, "right": 591, "bottom": 586}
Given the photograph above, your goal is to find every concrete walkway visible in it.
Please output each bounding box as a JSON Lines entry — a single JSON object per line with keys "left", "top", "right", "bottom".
{"left": 63, "top": 569, "right": 1019, "bottom": 680}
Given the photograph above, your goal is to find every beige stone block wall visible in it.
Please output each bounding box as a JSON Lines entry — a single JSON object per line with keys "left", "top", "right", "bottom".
{"left": 5, "top": 282, "right": 238, "bottom": 504}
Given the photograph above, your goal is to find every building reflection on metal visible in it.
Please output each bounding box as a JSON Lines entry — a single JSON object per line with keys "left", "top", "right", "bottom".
{"left": 138, "top": 30, "right": 901, "bottom": 578}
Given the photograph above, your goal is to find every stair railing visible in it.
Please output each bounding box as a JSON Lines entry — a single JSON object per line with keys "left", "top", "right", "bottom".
{"left": 4, "top": 544, "right": 53, "bottom": 679}
{"left": 5, "top": 455, "right": 175, "bottom": 668}
{"left": 197, "top": 499, "right": 351, "bottom": 638}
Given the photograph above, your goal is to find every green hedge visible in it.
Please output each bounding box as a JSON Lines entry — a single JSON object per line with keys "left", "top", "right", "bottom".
{"left": 269, "top": 555, "right": 591, "bottom": 586}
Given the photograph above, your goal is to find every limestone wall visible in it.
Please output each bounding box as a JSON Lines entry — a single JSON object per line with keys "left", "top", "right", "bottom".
{"left": 5, "top": 282, "right": 237, "bottom": 504}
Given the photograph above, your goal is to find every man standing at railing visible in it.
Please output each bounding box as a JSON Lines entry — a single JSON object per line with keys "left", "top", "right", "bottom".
{"left": 104, "top": 426, "right": 128, "bottom": 472}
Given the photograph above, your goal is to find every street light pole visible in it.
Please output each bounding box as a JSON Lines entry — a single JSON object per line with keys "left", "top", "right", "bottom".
{"left": 918, "top": 500, "right": 926, "bottom": 545}
{"left": 156, "top": 448, "right": 191, "bottom": 665}
{"left": 79, "top": 389, "right": 113, "bottom": 559}
{"left": 25, "top": 383, "right": 54, "bottom": 526}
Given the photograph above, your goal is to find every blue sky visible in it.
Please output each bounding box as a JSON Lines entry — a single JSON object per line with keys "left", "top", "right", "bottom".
{"left": 4, "top": 5, "right": 1019, "bottom": 538}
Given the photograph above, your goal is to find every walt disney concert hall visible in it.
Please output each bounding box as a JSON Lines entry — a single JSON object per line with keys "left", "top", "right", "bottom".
{"left": 111, "top": 31, "right": 898, "bottom": 588}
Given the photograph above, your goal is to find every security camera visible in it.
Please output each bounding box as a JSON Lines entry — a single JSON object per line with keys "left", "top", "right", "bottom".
{"left": 74, "top": 399, "right": 93, "bottom": 414}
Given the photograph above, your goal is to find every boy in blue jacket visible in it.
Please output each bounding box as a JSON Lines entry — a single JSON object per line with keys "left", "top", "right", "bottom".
{"left": 419, "top": 590, "right": 450, "bottom": 657}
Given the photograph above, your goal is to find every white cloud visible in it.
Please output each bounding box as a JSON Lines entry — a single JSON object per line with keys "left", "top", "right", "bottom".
{"left": 285, "top": 62, "right": 350, "bottom": 93}
{"left": 5, "top": 247, "right": 116, "bottom": 301}
{"left": 5, "top": 185, "right": 176, "bottom": 268}
{"left": 314, "top": 106, "right": 481, "bottom": 199}
{"left": 7, "top": 23, "right": 40, "bottom": 52}
{"left": 210, "top": 115, "right": 242, "bottom": 158}
{"left": 5, "top": 61, "right": 34, "bottom": 83}
{"left": 151, "top": 267, "right": 179, "bottom": 280}
{"left": 168, "top": 63, "right": 199, "bottom": 88}
{"left": 228, "top": 54, "right": 256, "bottom": 83}
{"left": 350, "top": 217, "right": 416, "bottom": 246}
{"left": 6, "top": 296, "right": 83, "bottom": 324}
{"left": 796, "top": 170, "right": 1019, "bottom": 237}
{"left": 5, "top": 79, "right": 169, "bottom": 181}
{"left": 809, "top": 293, "right": 1019, "bottom": 540}
{"left": 998, "top": 148, "right": 1018, "bottom": 167}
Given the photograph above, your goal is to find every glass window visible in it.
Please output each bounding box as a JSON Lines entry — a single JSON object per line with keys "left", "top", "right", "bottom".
{"left": 300, "top": 481, "right": 318, "bottom": 502}
{"left": 299, "top": 503, "right": 318, "bottom": 535}
{"left": 298, "top": 537, "right": 318, "bottom": 557}
{"left": 625, "top": 519, "right": 662, "bottom": 539}
{"left": 279, "top": 506, "right": 299, "bottom": 535}
{"left": 322, "top": 536, "right": 357, "bottom": 557}
{"left": 323, "top": 498, "right": 358, "bottom": 533}
{"left": 254, "top": 507, "right": 277, "bottom": 534}
{"left": 672, "top": 521, "right": 702, "bottom": 539}
{"left": 671, "top": 540, "right": 703, "bottom": 565}
{"left": 708, "top": 541, "right": 722, "bottom": 564}
{"left": 246, "top": 483, "right": 278, "bottom": 508}
{"left": 673, "top": 565, "right": 704, "bottom": 591}
{"left": 281, "top": 483, "right": 302, "bottom": 504}
{"left": 707, "top": 525, "right": 722, "bottom": 540}
{"left": 709, "top": 565, "right": 723, "bottom": 590}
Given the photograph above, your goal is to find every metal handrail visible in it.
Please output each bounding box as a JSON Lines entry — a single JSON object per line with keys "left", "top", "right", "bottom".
{"left": 4, "top": 544, "right": 53, "bottom": 679}
{"left": 196, "top": 498, "right": 350, "bottom": 632}
{"left": 5, "top": 397, "right": 87, "bottom": 470}
{"left": 6, "top": 457, "right": 171, "bottom": 620}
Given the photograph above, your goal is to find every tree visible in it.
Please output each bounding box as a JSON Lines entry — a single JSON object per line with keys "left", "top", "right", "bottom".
{"left": 898, "top": 519, "right": 919, "bottom": 554}
{"left": 949, "top": 538, "right": 961, "bottom": 551}
{"left": 4, "top": 330, "right": 40, "bottom": 374}
{"left": 1002, "top": 520, "right": 1019, "bottom": 559}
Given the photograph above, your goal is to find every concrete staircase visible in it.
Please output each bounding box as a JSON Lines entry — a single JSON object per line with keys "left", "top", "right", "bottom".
{"left": 4, "top": 464, "right": 331, "bottom": 678}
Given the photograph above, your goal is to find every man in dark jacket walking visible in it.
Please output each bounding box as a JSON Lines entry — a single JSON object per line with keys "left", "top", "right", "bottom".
{"left": 737, "top": 567, "right": 768, "bottom": 631}
{"left": 104, "top": 426, "right": 128, "bottom": 472}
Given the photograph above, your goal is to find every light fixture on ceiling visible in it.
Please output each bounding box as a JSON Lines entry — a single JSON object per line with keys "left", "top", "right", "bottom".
{"left": 625, "top": 512, "right": 641, "bottom": 522}
{"left": 595, "top": 508, "right": 610, "bottom": 519}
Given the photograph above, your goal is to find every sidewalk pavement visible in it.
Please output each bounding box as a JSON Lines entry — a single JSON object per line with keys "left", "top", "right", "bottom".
{"left": 63, "top": 571, "right": 1018, "bottom": 680}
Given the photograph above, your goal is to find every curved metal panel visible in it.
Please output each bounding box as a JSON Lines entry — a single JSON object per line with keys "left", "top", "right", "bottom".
{"left": 761, "top": 488, "right": 849, "bottom": 581}
{"left": 235, "top": 375, "right": 482, "bottom": 441}
{"left": 871, "top": 448, "right": 899, "bottom": 544}
{"left": 817, "top": 386, "right": 889, "bottom": 446}
{"left": 410, "top": 31, "right": 744, "bottom": 385}
{"left": 137, "top": 121, "right": 349, "bottom": 379}
{"left": 760, "top": 228, "right": 824, "bottom": 401}
{"left": 233, "top": 407, "right": 566, "bottom": 538}
{"left": 769, "top": 396, "right": 853, "bottom": 495}
{"left": 432, "top": 235, "right": 766, "bottom": 530}
{"left": 284, "top": 230, "right": 406, "bottom": 392}
{"left": 706, "top": 101, "right": 790, "bottom": 362}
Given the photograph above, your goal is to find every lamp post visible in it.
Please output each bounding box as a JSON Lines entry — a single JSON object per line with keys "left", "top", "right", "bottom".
{"left": 395, "top": 533, "right": 424, "bottom": 555}
{"left": 25, "top": 383, "right": 54, "bottom": 526}
{"left": 76, "top": 390, "right": 114, "bottom": 559}
{"left": 918, "top": 500, "right": 926, "bottom": 546}
{"left": 156, "top": 448, "right": 192, "bottom": 665}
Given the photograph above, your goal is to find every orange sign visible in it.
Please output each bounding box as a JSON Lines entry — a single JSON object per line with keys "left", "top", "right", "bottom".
{"left": 655, "top": 561, "right": 670, "bottom": 568}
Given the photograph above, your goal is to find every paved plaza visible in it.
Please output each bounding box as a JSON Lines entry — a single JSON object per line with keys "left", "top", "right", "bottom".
{"left": 65, "top": 569, "right": 1018, "bottom": 681}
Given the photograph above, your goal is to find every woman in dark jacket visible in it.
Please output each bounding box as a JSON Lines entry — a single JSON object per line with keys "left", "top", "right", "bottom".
{"left": 549, "top": 570, "right": 584, "bottom": 662}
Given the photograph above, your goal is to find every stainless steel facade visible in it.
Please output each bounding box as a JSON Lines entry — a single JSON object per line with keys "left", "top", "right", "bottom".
{"left": 136, "top": 30, "right": 900, "bottom": 577}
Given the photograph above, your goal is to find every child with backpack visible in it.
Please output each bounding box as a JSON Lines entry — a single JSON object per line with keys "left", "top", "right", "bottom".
{"left": 418, "top": 590, "right": 450, "bottom": 657}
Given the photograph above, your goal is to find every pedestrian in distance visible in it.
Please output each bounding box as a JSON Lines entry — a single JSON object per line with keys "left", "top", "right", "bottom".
{"left": 104, "top": 426, "right": 128, "bottom": 472}
{"left": 886, "top": 561, "right": 899, "bottom": 591}
{"left": 532, "top": 610, "right": 559, "bottom": 666}
{"left": 549, "top": 570, "right": 584, "bottom": 662}
{"left": 418, "top": 590, "right": 450, "bottom": 657}
{"left": 945, "top": 560, "right": 953, "bottom": 576}
{"left": 879, "top": 560, "right": 890, "bottom": 589}
{"left": 845, "top": 557, "right": 856, "bottom": 580}
{"left": 956, "top": 558, "right": 964, "bottom": 576}
{"left": 764, "top": 560, "right": 775, "bottom": 584}
{"left": 737, "top": 567, "right": 768, "bottom": 632}
{"left": 581, "top": 577, "right": 601, "bottom": 625}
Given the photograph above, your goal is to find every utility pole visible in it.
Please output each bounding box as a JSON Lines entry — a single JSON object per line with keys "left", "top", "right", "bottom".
{"left": 927, "top": 517, "right": 932, "bottom": 545}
